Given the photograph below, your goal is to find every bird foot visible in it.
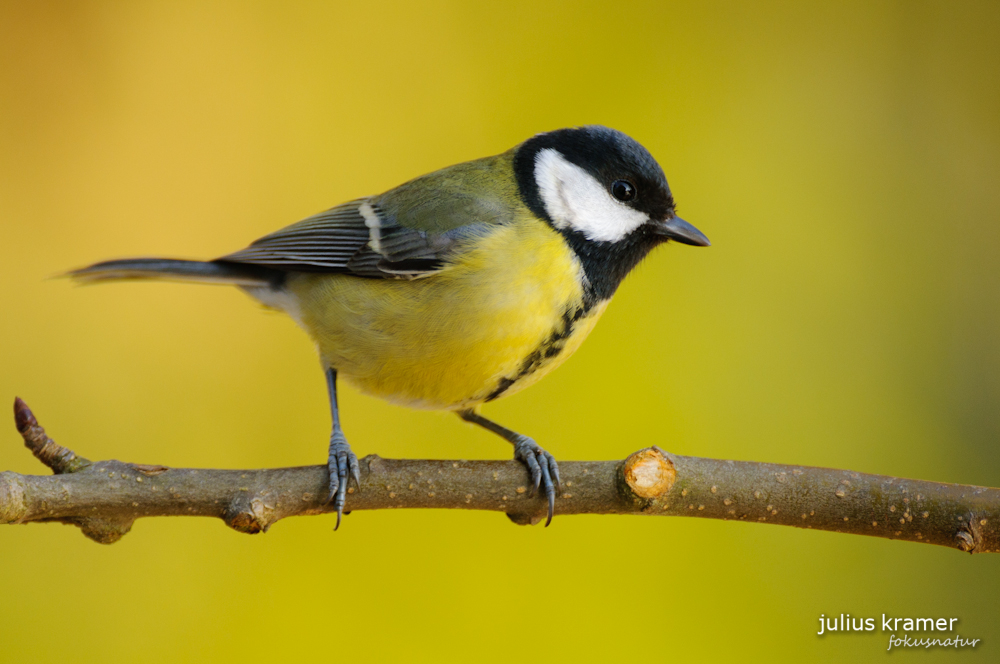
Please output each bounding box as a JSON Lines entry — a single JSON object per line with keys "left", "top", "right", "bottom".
{"left": 512, "top": 437, "right": 561, "bottom": 526}
{"left": 326, "top": 435, "right": 361, "bottom": 530}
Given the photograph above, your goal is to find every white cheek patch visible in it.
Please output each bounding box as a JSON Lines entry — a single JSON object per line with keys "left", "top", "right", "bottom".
{"left": 534, "top": 148, "right": 649, "bottom": 243}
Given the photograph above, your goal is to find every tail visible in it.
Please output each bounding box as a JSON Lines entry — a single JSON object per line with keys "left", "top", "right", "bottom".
{"left": 66, "top": 258, "right": 280, "bottom": 288}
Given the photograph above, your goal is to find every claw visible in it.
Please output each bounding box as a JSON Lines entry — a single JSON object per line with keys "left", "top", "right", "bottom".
{"left": 513, "top": 437, "right": 560, "bottom": 526}
{"left": 548, "top": 454, "right": 562, "bottom": 492}
{"left": 335, "top": 452, "right": 349, "bottom": 528}
{"left": 325, "top": 459, "right": 340, "bottom": 505}
{"left": 538, "top": 455, "right": 555, "bottom": 527}
{"left": 528, "top": 457, "right": 543, "bottom": 496}
{"left": 350, "top": 456, "right": 362, "bottom": 494}
{"left": 327, "top": 437, "right": 359, "bottom": 530}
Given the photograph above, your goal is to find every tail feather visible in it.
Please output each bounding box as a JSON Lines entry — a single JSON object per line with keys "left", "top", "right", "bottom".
{"left": 67, "top": 258, "right": 279, "bottom": 287}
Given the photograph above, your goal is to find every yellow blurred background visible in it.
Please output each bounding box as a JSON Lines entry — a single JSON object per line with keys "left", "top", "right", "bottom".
{"left": 2, "top": 1, "right": 999, "bottom": 661}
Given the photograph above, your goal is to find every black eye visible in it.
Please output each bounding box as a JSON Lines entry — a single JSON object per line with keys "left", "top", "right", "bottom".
{"left": 611, "top": 180, "right": 636, "bottom": 202}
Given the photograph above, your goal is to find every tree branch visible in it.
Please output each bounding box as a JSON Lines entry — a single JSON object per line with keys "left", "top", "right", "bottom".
{"left": 2, "top": 398, "right": 998, "bottom": 552}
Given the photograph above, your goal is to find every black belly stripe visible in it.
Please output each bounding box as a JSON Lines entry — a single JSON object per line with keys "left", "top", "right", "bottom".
{"left": 485, "top": 303, "right": 591, "bottom": 402}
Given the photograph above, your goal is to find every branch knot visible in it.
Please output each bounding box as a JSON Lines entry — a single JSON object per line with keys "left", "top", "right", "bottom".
{"left": 0, "top": 472, "right": 28, "bottom": 524}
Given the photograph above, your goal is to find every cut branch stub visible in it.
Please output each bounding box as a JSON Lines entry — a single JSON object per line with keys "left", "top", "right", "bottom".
{"left": 623, "top": 447, "right": 676, "bottom": 499}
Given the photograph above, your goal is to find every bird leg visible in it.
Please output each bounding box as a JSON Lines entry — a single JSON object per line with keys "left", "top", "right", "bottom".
{"left": 325, "top": 367, "right": 360, "bottom": 529}
{"left": 457, "top": 409, "right": 560, "bottom": 526}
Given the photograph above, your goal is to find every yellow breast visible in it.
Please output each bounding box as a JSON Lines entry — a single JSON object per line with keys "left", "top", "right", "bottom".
{"left": 286, "top": 215, "right": 606, "bottom": 411}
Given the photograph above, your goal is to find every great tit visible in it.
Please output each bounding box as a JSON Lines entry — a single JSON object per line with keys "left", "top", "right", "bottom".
{"left": 70, "top": 125, "right": 710, "bottom": 527}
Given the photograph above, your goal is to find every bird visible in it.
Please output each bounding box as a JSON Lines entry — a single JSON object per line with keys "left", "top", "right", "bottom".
{"left": 69, "top": 125, "right": 710, "bottom": 528}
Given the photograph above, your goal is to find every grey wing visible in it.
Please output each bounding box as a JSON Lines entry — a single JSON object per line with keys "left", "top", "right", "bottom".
{"left": 218, "top": 198, "right": 483, "bottom": 279}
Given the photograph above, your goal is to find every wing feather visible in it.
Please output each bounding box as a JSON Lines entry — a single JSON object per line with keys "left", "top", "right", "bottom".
{"left": 218, "top": 154, "right": 519, "bottom": 278}
{"left": 218, "top": 198, "right": 486, "bottom": 279}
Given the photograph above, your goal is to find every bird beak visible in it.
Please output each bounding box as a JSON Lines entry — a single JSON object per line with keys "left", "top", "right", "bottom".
{"left": 653, "top": 216, "right": 710, "bottom": 246}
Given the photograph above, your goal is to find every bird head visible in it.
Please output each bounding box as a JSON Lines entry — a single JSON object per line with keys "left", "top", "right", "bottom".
{"left": 513, "top": 125, "right": 709, "bottom": 301}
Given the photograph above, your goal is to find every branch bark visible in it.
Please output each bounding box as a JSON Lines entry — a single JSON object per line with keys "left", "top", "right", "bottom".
{"left": 2, "top": 398, "right": 998, "bottom": 552}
